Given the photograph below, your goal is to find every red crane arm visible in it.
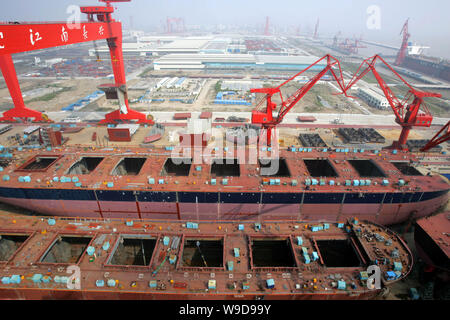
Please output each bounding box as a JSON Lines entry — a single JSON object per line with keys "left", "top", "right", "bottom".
{"left": 344, "top": 55, "right": 441, "bottom": 149}
{"left": 249, "top": 55, "right": 347, "bottom": 145}
{"left": 250, "top": 55, "right": 347, "bottom": 126}
{"left": 0, "top": 22, "right": 121, "bottom": 54}
{"left": 420, "top": 121, "right": 450, "bottom": 152}
{"left": 276, "top": 55, "right": 347, "bottom": 124}
{"left": 345, "top": 55, "right": 406, "bottom": 122}
{"left": 344, "top": 55, "right": 440, "bottom": 126}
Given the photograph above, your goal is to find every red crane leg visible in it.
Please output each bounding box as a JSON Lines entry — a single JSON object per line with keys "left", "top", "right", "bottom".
{"left": 267, "top": 127, "right": 272, "bottom": 146}
{"left": 98, "top": 29, "right": 152, "bottom": 124}
{"left": 397, "top": 126, "right": 411, "bottom": 149}
{"left": 0, "top": 54, "right": 48, "bottom": 122}
{"left": 388, "top": 126, "right": 411, "bottom": 150}
{"left": 258, "top": 127, "right": 273, "bottom": 146}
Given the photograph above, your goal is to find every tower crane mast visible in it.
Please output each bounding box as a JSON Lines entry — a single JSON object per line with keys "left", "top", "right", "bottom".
{"left": 344, "top": 55, "right": 441, "bottom": 150}
{"left": 250, "top": 55, "right": 348, "bottom": 145}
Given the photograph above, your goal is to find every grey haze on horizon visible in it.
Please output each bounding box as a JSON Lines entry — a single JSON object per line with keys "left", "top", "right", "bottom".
{"left": 1, "top": 0, "right": 449, "bottom": 59}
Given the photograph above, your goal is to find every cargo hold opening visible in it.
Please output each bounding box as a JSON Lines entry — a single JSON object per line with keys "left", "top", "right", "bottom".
{"left": 20, "top": 156, "right": 59, "bottom": 171}
{"left": 0, "top": 234, "right": 29, "bottom": 261}
{"left": 40, "top": 236, "right": 92, "bottom": 264}
{"left": 259, "top": 158, "right": 291, "bottom": 177}
{"left": 316, "top": 239, "right": 361, "bottom": 267}
{"left": 161, "top": 158, "right": 192, "bottom": 176}
{"left": 112, "top": 157, "right": 146, "bottom": 176}
{"left": 211, "top": 159, "right": 240, "bottom": 177}
{"left": 68, "top": 157, "right": 104, "bottom": 175}
{"left": 109, "top": 236, "right": 156, "bottom": 266}
{"left": 391, "top": 162, "right": 423, "bottom": 176}
{"left": 348, "top": 160, "right": 386, "bottom": 178}
{"left": 181, "top": 239, "right": 223, "bottom": 268}
{"left": 304, "top": 159, "right": 338, "bottom": 177}
{"left": 251, "top": 238, "right": 296, "bottom": 267}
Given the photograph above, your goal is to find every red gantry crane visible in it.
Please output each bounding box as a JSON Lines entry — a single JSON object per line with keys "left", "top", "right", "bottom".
{"left": 344, "top": 55, "right": 441, "bottom": 150}
{"left": 250, "top": 54, "right": 348, "bottom": 145}
{"left": 0, "top": 0, "right": 153, "bottom": 124}
{"left": 420, "top": 121, "right": 450, "bottom": 152}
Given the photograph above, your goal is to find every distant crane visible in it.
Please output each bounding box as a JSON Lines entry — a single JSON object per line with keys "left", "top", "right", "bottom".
{"left": 344, "top": 55, "right": 442, "bottom": 150}
{"left": 166, "top": 17, "right": 185, "bottom": 34}
{"left": 250, "top": 55, "right": 349, "bottom": 145}
{"left": 352, "top": 35, "right": 367, "bottom": 54}
{"left": 333, "top": 33, "right": 366, "bottom": 55}
{"left": 395, "top": 19, "right": 410, "bottom": 66}
{"left": 420, "top": 121, "right": 450, "bottom": 152}
{"left": 264, "top": 16, "right": 270, "bottom": 36}
{"left": 313, "top": 18, "right": 319, "bottom": 39}
{"left": 332, "top": 31, "right": 341, "bottom": 47}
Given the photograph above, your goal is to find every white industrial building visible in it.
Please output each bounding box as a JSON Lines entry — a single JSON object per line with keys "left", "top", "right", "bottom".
{"left": 90, "top": 37, "right": 214, "bottom": 57}
{"left": 89, "top": 42, "right": 157, "bottom": 57}
{"left": 356, "top": 87, "right": 390, "bottom": 110}
{"left": 153, "top": 54, "right": 325, "bottom": 71}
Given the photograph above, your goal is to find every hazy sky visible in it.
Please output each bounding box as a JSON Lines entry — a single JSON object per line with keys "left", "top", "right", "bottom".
{"left": 1, "top": 0, "right": 450, "bottom": 58}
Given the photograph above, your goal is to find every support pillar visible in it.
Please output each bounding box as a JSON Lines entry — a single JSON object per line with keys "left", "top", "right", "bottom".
{"left": 0, "top": 54, "right": 49, "bottom": 122}
{"left": 98, "top": 27, "right": 152, "bottom": 125}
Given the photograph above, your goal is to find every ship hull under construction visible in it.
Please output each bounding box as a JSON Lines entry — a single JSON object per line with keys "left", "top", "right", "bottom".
{"left": 0, "top": 146, "right": 448, "bottom": 224}
{"left": 0, "top": 288, "right": 381, "bottom": 300}
{"left": 0, "top": 215, "right": 412, "bottom": 300}
{"left": 402, "top": 56, "right": 450, "bottom": 82}
{"left": 0, "top": 188, "right": 447, "bottom": 225}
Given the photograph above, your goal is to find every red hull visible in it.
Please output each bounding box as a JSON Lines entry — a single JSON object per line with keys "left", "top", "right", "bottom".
{"left": 0, "top": 192, "right": 446, "bottom": 224}
{"left": 0, "top": 287, "right": 381, "bottom": 300}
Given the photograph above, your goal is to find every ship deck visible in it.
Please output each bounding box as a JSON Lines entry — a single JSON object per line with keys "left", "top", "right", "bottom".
{"left": 1, "top": 145, "right": 448, "bottom": 195}
{"left": 0, "top": 215, "right": 413, "bottom": 299}
{"left": 415, "top": 212, "right": 450, "bottom": 260}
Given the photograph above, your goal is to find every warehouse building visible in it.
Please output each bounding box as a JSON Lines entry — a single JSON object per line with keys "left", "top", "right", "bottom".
{"left": 356, "top": 87, "right": 390, "bottom": 110}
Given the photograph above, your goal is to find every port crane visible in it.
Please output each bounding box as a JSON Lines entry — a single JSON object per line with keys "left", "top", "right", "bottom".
{"left": 250, "top": 54, "right": 348, "bottom": 145}
{"left": 395, "top": 19, "right": 410, "bottom": 66}
{"left": 0, "top": 0, "right": 153, "bottom": 124}
{"left": 332, "top": 31, "right": 341, "bottom": 47}
{"left": 264, "top": 16, "right": 270, "bottom": 36}
{"left": 344, "top": 55, "right": 441, "bottom": 150}
{"left": 313, "top": 19, "right": 319, "bottom": 39}
{"left": 166, "top": 17, "right": 185, "bottom": 34}
{"left": 420, "top": 120, "right": 450, "bottom": 152}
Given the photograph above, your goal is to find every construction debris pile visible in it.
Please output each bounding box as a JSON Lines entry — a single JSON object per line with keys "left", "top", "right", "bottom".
{"left": 226, "top": 124, "right": 260, "bottom": 144}
{"left": 338, "top": 128, "right": 385, "bottom": 144}
{"left": 298, "top": 133, "right": 327, "bottom": 147}
{"left": 407, "top": 140, "right": 442, "bottom": 153}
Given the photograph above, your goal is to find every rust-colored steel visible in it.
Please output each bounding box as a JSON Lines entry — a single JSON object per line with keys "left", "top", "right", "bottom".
{"left": 0, "top": 215, "right": 413, "bottom": 300}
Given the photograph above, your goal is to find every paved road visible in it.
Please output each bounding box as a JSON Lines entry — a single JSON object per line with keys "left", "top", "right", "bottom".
{"left": 44, "top": 110, "right": 450, "bottom": 128}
